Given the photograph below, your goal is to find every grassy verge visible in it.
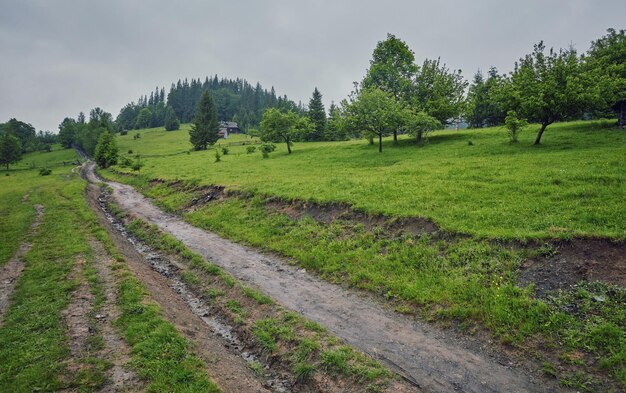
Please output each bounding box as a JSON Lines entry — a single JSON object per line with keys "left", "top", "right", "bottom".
{"left": 112, "top": 203, "right": 395, "bottom": 391}
{"left": 0, "top": 171, "right": 97, "bottom": 391}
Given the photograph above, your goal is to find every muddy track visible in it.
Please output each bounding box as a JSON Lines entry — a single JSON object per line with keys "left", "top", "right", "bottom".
{"left": 83, "top": 162, "right": 561, "bottom": 393}
{"left": 0, "top": 203, "right": 44, "bottom": 324}
{"left": 89, "top": 238, "right": 143, "bottom": 392}
{"left": 85, "top": 182, "right": 272, "bottom": 393}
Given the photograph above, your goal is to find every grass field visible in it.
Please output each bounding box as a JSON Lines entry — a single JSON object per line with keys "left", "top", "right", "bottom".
{"left": 103, "top": 119, "right": 626, "bottom": 389}
{"left": 113, "top": 120, "right": 626, "bottom": 239}
{"left": 0, "top": 152, "right": 220, "bottom": 391}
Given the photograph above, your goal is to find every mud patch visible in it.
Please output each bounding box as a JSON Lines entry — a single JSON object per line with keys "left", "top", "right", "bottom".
{"left": 0, "top": 204, "right": 45, "bottom": 324}
{"left": 519, "top": 239, "right": 626, "bottom": 296}
{"left": 88, "top": 239, "right": 143, "bottom": 391}
{"left": 62, "top": 258, "right": 94, "bottom": 370}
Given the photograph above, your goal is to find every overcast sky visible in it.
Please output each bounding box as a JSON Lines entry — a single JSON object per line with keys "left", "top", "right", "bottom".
{"left": 1, "top": 0, "right": 624, "bottom": 132}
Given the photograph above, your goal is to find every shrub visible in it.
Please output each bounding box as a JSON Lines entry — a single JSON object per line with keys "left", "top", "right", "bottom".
{"left": 221, "top": 147, "right": 229, "bottom": 155}
{"left": 260, "top": 143, "right": 276, "bottom": 159}
{"left": 246, "top": 146, "right": 256, "bottom": 154}
{"left": 120, "top": 130, "right": 128, "bottom": 136}
{"left": 39, "top": 168, "right": 51, "bottom": 176}
{"left": 214, "top": 149, "right": 221, "bottom": 163}
{"left": 504, "top": 110, "right": 528, "bottom": 143}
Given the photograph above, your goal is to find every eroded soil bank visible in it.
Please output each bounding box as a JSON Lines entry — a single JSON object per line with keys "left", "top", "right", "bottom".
{"left": 84, "top": 162, "right": 562, "bottom": 392}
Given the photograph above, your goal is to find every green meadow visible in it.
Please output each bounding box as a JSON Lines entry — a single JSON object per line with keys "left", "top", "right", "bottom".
{"left": 114, "top": 120, "right": 625, "bottom": 239}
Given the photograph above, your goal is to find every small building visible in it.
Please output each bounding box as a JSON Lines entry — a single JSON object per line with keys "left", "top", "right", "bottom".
{"left": 218, "top": 122, "right": 242, "bottom": 139}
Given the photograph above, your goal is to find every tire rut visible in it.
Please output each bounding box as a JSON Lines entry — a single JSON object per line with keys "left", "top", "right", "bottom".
{"left": 88, "top": 238, "right": 143, "bottom": 392}
{"left": 83, "top": 162, "right": 561, "bottom": 393}
{"left": 0, "top": 203, "right": 44, "bottom": 325}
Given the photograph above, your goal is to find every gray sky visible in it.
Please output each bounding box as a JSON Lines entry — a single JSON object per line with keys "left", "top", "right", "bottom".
{"left": 1, "top": 0, "right": 624, "bottom": 132}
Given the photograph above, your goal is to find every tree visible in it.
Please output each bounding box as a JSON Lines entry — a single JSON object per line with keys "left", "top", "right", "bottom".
{"left": 362, "top": 33, "right": 418, "bottom": 143}
{"left": 135, "top": 107, "right": 153, "bottom": 129}
{"left": 260, "top": 108, "right": 313, "bottom": 154}
{"left": 58, "top": 117, "right": 77, "bottom": 148}
{"left": 507, "top": 42, "right": 601, "bottom": 145}
{"left": 189, "top": 90, "right": 219, "bottom": 150}
{"left": 93, "top": 130, "right": 118, "bottom": 168}
{"left": 164, "top": 105, "right": 180, "bottom": 131}
{"left": 306, "top": 87, "right": 327, "bottom": 141}
{"left": 403, "top": 110, "right": 442, "bottom": 145}
{"left": 412, "top": 58, "right": 467, "bottom": 126}
{"left": 504, "top": 110, "right": 527, "bottom": 143}
{"left": 345, "top": 88, "right": 403, "bottom": 153}
{"left": 0, "top": 118, "right": 36, "bottom": 152}
{"left": 0, "top": 134, "right": 22, "bottom": 170}
{"left": 586, "top": 28, "right": 626, "bottom": 123}
{"left": 325, "top": 102, "right": 348, "bottom": 141}
{"left": 465, "top": 68, "right": 507, "bottom": 128}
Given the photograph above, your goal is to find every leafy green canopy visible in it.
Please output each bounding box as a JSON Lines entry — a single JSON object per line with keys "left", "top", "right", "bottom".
{"left": 94, "top": 130, "right": 118, "bottom": 168}
{"left": 0, "top": 134, "right": 22, "bottom": 170}
{"left": 260, "top": 108, "right": 314, "bottom": 154}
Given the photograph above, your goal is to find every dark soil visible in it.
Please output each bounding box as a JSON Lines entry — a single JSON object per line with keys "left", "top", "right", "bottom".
{"left": 519, "top": 239, "right": 626, "bottom": 297}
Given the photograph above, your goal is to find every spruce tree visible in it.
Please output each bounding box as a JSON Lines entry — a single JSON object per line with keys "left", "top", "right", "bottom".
{"left": 164, "top": 105, "right": 180, "bottom": 131}
{"left": 307, "top": 87, "right": 326, "bottom": 141}
{"left": 189, "top": 90, "right": 219, "bottom": 150}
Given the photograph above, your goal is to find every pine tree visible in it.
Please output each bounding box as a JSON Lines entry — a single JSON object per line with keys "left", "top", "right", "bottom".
{"left": 307, "top": 87, "right": 327, "bottom": 141}
{"left": 189, "top": 90, "right": 219, "bottom": 150}
{"left": 164, "top": 106, "right": 180, "bottom": 131}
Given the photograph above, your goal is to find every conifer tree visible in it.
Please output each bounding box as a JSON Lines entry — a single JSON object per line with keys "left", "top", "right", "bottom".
{"left": 164, "top": 105, "right": 180, "bottom": 131}
{"left": 306, "top": 87, "right": 327, "bottom": 141}
{"left": 189, "top": 90, "right": 219, "bottom": 150}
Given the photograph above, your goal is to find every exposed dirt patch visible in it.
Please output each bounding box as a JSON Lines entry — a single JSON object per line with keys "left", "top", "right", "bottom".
{"left": 266, "top": 198, "right": 440, "bottom": 238}
{"left": 62, "top": 258, "right": 94, "bottom": 374}
{"left": 88, "top": 238, "right": 143, "bottom": 392}
{"left": 85, "top": 162, "right": 559, "bottom": 393}
{"left": 519, "top": 239, "right": 626, "bottom": 296}
{"left": 0, "top": 203, "right": 44, "bottom": 324}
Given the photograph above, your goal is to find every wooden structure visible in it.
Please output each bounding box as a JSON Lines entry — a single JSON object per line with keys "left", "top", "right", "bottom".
{"left": 218, "top": 122, "right": 242, "bottom": 139}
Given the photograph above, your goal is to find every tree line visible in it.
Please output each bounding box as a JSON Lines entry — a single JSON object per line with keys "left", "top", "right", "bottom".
{"left": 114, "top": 76, "right": 302, "bottom": 133}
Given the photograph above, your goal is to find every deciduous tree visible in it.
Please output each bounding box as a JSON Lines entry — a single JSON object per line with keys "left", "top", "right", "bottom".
{"left": 345, "top": 88, "right": 403, "bottom": 153}
{"left": 94, "top": 130, "right": 118, "bottom": 168}
{"left": 260, "top": 108, "right": 313, "bottom": 154}
{"left": 0, "top": 134, "right": 22, "bottom": 170}
{"left": 507, "top": 42, "right": 601, "bottom": 144}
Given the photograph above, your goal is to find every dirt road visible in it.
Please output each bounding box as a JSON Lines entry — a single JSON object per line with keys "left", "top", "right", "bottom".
{"left": 83, "top": 162, "right": 559, "bottom": 393}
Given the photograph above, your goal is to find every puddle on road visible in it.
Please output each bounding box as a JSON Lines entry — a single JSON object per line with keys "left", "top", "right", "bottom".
{"left": 97, "top": 191, "right": 291, "bottom": 393}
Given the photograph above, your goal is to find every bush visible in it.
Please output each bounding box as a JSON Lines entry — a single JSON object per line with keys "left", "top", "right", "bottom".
{"left": 246, "top": 146, "right": 256, "bottom": 154}
{"left": 504, "top": 111, "right": 527, "bottom": 143}
{"left": 118, "top": 156, "right": 132, "bottom": 168}
{"left": 221, "top": 147, "right": 229, "bottom": 155}
{"left": 133, "top": 133, "right": 141, "bottom": 140}
{"left": 127, "top": 149, "right": 133, "bottom": 154}
{"left": 260, "top": 143, "right": 276, "bottom": 159}
{"left": 215, "top": 149, "right": 221, "bottom": 163}
{"left": 120, "top": 130, "right": 128, "bottom": 136}
{"left": 39, "top": 168, "right": 51, "bottom": 176}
